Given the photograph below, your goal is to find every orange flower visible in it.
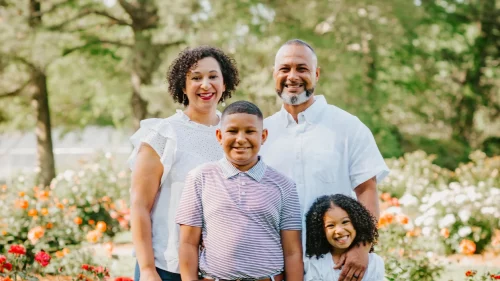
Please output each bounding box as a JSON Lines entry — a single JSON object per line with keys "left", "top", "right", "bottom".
{"left": 56, "top": 203, "right": 64, "bottom": 209}
{"left": 86, "top": 230, "right": 102, "bottom": 243}
{"left": 1, "top": 184, "right": 7, "bottom": 191}
{"left": 16, "top": 199, "right": 29, "bottom": 209}
{"left": 378, "top": 213, "right": 394, "bottom": 228}
{"left": 36, "top": 190, "right": 50, "bottom": 201}
{"left": 55, "top": 251, "right": 64, "bottom": 258}
{"left": 1, "top": 230, "right": 7, "bottom": 235}
{"left": 28, "top": 209, "right": 38, "bottom": 217}
{"left": 459, "top": 239, "right": 476, "bottom": 255}
{"left": 380, "top": 193, "right": 391, "bottom": 202}
{"left": 40, "top": 208, "right": 49, "bottom": 216}
{"left": 96, "top": 221, "right": 107, "bottom": 232}
{"left": 62, "top": 248, "right": 70, "bottom": 255}
{"left": 18, "top": 191, "right": 25, "bottom": 197}
{"left": 74, "top": 217, "right": 83, "bottom": 225}
{"left": 406, "top": 228, "right": 421, "bottom": 237}
{"left": 1, "top": 277, "right": 13, "bottom": 281}
{"left": 88, "top": 219, "right": 95, "bottom": 225}
{"left": 440, "top": 228, "right": 450, "bottom": 238}
{"left": 28, "top": 226, "right": 45, "bottom": 244}
{"left": 391, "top": 197, "right": 400, "bottom": 206}
{"left": 101, "top": 196, "right": 111, "bottom": 202}
{"left": 46, "top": 222, "right": 53, "bottom": 229}
{"left": 465, "top": 270, "right": 476, "bottom": 277}
{"left": 397, "top": 214, "right": 409, "bottom": 225}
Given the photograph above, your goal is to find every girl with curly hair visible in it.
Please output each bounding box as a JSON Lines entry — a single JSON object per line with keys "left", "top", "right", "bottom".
{"left": 304, "top": 194, "right": 384, "bottom": 281}
{"left": 128, "top": 46, "right": 239, "bottom": 281}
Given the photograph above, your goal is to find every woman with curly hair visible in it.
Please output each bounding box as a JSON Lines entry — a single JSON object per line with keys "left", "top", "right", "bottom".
{"left": 305, "top": 194, "right": 384, "bottom": 281}
{"left": 128, "top": 46, "right": 240, "bottom": 281}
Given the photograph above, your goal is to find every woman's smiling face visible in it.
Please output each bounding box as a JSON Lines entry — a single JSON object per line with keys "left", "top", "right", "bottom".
{"left": 184, "top": 56, "right": 225, "bottom": 112}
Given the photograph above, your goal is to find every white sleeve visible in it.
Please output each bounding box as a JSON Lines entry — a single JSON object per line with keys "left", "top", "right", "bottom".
{"left": 364, "top": 253, "right": 385, "bottom": 281}
{"left": 127, "top": 118, "right": 177, "bottom": 185}
{"left": 348, "top": 120, "right": 390, "bottom": 189}
{"left": 304, "top": 255, "right": 335, "bottom": 281}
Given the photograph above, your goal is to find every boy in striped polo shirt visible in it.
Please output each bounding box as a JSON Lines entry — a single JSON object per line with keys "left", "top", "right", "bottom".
{"left": 176, "top": 101, "right": 303, "bottom": 281}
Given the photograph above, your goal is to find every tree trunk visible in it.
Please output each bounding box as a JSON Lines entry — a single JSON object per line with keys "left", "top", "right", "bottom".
{"left": 130, "top": 71, "right": 148, "bottom": 130}
{"left": 31, "top": 70, "right": 56, "bottom": 187}
{"left": 452, "top": 0, "right": 496, "bottom": 145}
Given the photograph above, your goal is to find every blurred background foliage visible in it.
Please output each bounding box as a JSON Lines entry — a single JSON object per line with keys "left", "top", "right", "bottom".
{"left": 0, "top": 0, "right": 498, "bottom": 183}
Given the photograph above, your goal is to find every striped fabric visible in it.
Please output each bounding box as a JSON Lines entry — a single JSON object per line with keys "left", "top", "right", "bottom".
{"left": 176, "top": 157, "right": 302, "bottom": 279}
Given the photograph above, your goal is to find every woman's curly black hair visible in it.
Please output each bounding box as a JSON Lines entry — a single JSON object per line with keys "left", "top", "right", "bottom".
{"left": 305, "top": 194, "right": 379, "bottom": 259}
{"left": 167, "top": 46, "right": 240, "bottom": 106}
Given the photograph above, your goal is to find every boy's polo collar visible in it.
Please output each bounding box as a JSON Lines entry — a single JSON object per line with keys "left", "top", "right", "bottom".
{"left": 219, "top": 156, "right": 267, "bottom": 182}
{"left": 279, "top": 95, "right": 327, "bottom": 127}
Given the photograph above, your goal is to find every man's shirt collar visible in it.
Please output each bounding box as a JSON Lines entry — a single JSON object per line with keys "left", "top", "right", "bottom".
{"left": 278, "top": 95, "right": 327, "bottom": 127}
{"left": 219, "top": 156, "right": 266, "bottom": 182}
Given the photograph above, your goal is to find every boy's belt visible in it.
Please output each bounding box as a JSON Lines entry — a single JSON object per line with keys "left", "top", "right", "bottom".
{"left": 201, "top": 272, "right": 284, "bottom": 281}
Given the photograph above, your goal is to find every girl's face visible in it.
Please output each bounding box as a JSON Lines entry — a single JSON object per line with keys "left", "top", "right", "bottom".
{"left": 184, "top": 56, "right": 225, "bottom": 112}
{"left": 323, "top": 206, "right": 357, "bottom": 254}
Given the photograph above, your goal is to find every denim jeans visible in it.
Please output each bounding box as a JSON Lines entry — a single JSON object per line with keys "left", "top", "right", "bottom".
{"left": 134, "top": 263, "right": 181, "bottom": 281}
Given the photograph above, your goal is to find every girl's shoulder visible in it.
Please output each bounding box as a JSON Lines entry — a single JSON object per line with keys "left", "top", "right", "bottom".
{"left": 304, "top": 253, "right": 337, "bottom": 281}
{"left": 368, "top": 253, "right": 384, "bottom": 267}
{"left": 365, "top": 253, "right": 385, "bottom": 280}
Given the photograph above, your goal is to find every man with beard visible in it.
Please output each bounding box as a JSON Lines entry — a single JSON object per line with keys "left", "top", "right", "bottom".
{"left": 260, "top": 39, "right": 389, "bottom": 281}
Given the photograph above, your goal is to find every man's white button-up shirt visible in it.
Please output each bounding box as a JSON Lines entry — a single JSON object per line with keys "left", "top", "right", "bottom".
{"left": 261, "top": 95, "right": 389, "bottom": 233}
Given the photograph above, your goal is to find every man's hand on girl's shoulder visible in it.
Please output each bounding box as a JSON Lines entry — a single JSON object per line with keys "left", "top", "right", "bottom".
{"left": 335, "top": 243, "right": 370, "bottom": 281}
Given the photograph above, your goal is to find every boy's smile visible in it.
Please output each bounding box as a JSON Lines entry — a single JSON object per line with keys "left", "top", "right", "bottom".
{"left": 216, "top": 113, "right": 268, "bottom": 172}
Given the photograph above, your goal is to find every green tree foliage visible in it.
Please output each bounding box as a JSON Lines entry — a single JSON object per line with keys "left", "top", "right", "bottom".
{"left": 0, "top": 0, "right": 498, "bottom": 171}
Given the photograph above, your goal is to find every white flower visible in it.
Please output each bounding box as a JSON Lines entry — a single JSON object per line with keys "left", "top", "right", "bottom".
{"left": 458, "top": 210, "right": 471, "bottom": 223}
{"left": 105, "top": 152, "right": 112, "bottom": 159}
{"left": 422, "top": 227, "right": 432, "bottom": 236}
{"left": 399, "top": 194, "right": 418, "bottom": 206}
{"left": 458, "top": 226, "right": 472, "bottom": 237}
{"left": 438, "top": 214, "right": 456, "bottom": 228}
{"left": 454, "top": 194, "right": 468, "bottom": 205}
{"left": 385, "top": 206, "right": 402, "bottom": 214}
{"left": 64, "top": 170, "right": 75, "bottom": 181}
{"left": 480, "top": 207, "right": 496, "bottom": 215}
{"left": 415, "top": 215, "right": 426, "bottom": 226}
{"left": 424, "top": 217, "right": 435, "bottom": 226}
{"left": 427, "top": 207, "right": 437, "bottom": 217}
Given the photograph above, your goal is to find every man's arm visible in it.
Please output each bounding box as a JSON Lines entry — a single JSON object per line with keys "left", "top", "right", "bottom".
{"left": 179, "top": 225, "right": 202, "bottom": 281}
{"left": 354, "top": 176, "right": 379, "bottom": 220}
{"left": 130, "top": 144, "right": 163, "bottom": 281}
{"left": 281, "top": 230, "right": 303, "bottom": 281}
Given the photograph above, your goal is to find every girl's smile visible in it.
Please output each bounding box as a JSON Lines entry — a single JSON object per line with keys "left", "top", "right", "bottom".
{"left": 323, "top": 206, "right": 357, "bottom": 254}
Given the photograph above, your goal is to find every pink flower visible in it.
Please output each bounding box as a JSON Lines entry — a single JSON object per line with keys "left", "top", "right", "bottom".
{"left": 34, "top": 251, "right": 51, "bottom": 267}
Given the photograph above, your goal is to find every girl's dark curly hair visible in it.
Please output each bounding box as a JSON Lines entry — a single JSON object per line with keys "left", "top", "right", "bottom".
{"left": 305, "top": 194, "right": 379, "bottom": 259}
{"left": 167, "top": 46, "right": 240, "bottom": 106}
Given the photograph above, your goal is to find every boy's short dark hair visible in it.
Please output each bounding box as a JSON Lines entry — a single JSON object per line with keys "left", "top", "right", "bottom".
{"left": 221, "top": 100, "right": 263, "bottom": 121}
{"left": 305, "top": 194, "right": 379, "bottom": 259}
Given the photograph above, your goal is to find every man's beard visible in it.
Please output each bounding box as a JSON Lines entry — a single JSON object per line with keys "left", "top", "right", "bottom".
{"left": 276, "top": 87, "right": 315, "bottom": 105}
